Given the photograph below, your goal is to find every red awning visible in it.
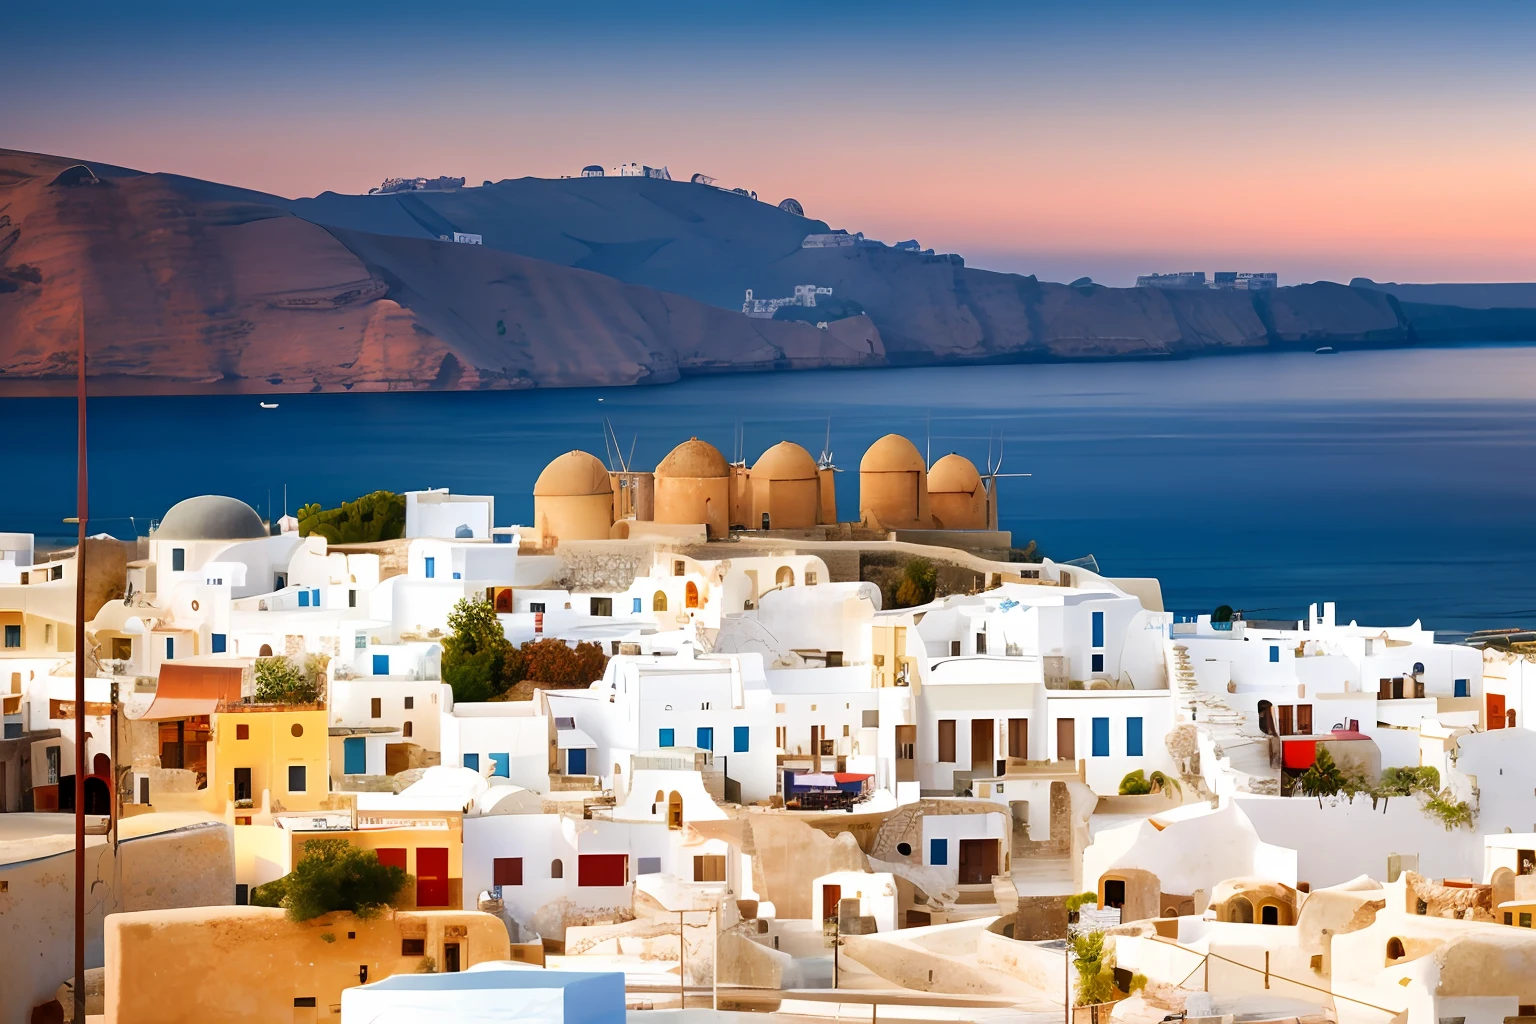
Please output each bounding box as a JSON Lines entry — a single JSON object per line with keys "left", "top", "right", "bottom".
{"left": 831, "top": 773, "right": 873, "bottom": 783}
{"left": 134, "top": 662, "right": 246, "bottom": 720}
{"left": 1282, "top": 740, "right": 1318, "bottom": 770}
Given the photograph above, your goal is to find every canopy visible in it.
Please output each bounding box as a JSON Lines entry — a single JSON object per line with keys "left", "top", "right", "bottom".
{"left": 131, "top": 661, "right": 247, "bottom": 720}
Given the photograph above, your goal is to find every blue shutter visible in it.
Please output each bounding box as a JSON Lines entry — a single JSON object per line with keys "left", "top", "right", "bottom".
{"left": 1091, "top": 717, "right": 1110, "bottom": 757}
{"left": 1269, "top": 645, "right": 1280, "bottom": 663}
{"left": 1091, "top": 611, "right": 1104, "bottom": 648}
{"left": 633, "top": 597, "right": 642, "bottom": 613}
{"left": 424, "top": 557, "right": 435, "bottom": 579}
{"left": 165, "top": 637, "right": 175, "bottom": 660}
{"left": 343, "top": 737, "right": 366, "bottom": 775}
{"left": 696, "top": 727, "right": 714, "bottom": 751}
{"left": 463, "top": 753, "right": 480, "bottom": 771}
{"left": 734, "top": 726, "right": 750, "bottom": 752}
{"left": 311, "top": 588, "right": 321, "bottom": 607}
{"left": 567, "top": 748, "right": 587, "bottom": 775}
{"left": 1455, "top": 679, "right": 1469, "bottom": 698}
{"left": 298, "top": 590, "right": 310, "bottom": 607}
{"left": 211, "top": 633, "right": 226, "bottom": 654}
{"left": 373, "top": 654, "right": 389, "bottom": 676}
{"left": 489, "top": 753, "right": 510, "bottom": 777}
{"left": 1126, "top": 717, "right": 1144, "bottom": 756}
{"left": 659, "top": 728, "right": 674, "bottom": 747}
{"left": 930, "top": 838, "right": 948, "bottom": 866}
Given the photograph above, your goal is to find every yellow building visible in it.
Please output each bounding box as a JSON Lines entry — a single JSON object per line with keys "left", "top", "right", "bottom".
{"left": 859, "top": 433, "right": 930, "bottom": 530}
{"left": 104, "top": 906, "right": 510, "bottom": 1024}
{"left": 927, "top": 453, "right": 989, "bottom": 530}
{"left": 1502, "top": 899, "right": 1536, "bottom": 928}
{"left": 533, "top": 450, "right": 615, "bottom": 544}
{"left": 654, "top": 437, "right": 731, "bottom": 539}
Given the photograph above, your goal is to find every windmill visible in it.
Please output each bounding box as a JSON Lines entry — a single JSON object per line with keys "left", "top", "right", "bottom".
{"left": 817, "top": 417, "right": 836, "bottom": 471}
{"left": 983, "top": 431, "right": 1031, "bottom": 531}
{"left": 602, "top": 418, "right": 646, "bottom": 521}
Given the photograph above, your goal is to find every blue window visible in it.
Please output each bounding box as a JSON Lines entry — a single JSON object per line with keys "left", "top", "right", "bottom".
{"left": 165, "top": 637, "right": 175, "bottom": 660}
{"left": 298, "top": 590, "right": 310, "bottom": 607}
{"left": 311, "top": 588, "right": 321, "bottom": 606}
{"left": 567, "top": 748, "right": 587, "bottom": 775}
{"left": 343, "top": 736, "right": 366, "bottom": 775}
{"left": 288, "top": 765, "right": 307, "bottom": 792}
{"left": 1269, "top": 645, "right": 1280, "bottom": 663}
{"left": 463, "top": 753, "right": 480, "bottom": 771}
{"left": 3, "top": 625, "right": 19, "bottom": 648}
{"left": 489, "top": 752, "right": 510, "bottom": 778}
{"left": 3, "top": 723, "right": 20, "bottom": 739}
{"left": 1455, "top": 679, "right": 1469, "bottom": 698}
{"left": 1091, "top": 610, "right": 1104, "bottom": 648}
{"left": 659, "top": 728, "right": 675, "bottom": 748}
{"left": 930, "top": 838, "right": 948, "bottom": 866}
{"left": 1091, "top": 653, "right": 1104, "bottom": 673}
{"left": 452, "top": 572, "right": 461, "bottom": 580}
{"left": 171, "top": 548, "right": 185, "bottom": 572}
{"left": 1091, "top": 717, "right": 1110, "bottom": 757}
{"left": 424, "top": 557, "right": 435, "bottom": 579}
{"left": 696, "top": 726, "right": 714, "bottom": 751}
{"left": 734, "top": 726, "right": 750, "bottom": 752}
{"left": 633, "top": 597, "right": 643, "bottom": 614}
{"left": 211, "top": 633, "right": 226, "bottom": 654}
{"left": 1126, "top": 717, "right": 1144, "bottom": 756}
{"left": 373, "top": 654, "right": 389, "bottom": 676}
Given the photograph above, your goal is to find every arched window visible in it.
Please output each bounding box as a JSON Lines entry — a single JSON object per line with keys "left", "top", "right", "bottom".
{"left": 1509, "top": 709, "right": 1518, "bottom": 728}
{"left": 685, "top": 582, "right": 699, "bottom": 609}
{"left": 93, "top": 752, "right": 111, "bottom": 778}
{"left": 776, "top": 566, "right": 795, "bottom": 587}
{"left": 1229, "top": 896, "right": 1253, "bottom": 923}
{"left": 259, "top": 643, "right": 273, "bottom": 657}
{"left": 653, "top": 591, "right": 668, "bottom": 612}
{"left": 667, "top": 791, "right": 683, "bottom": 830}
{"left": 551, "top": 859, "right": 563, "bottom": 879}
{"left": 1386, "top": 937, "right": 1405, "bottom": 961}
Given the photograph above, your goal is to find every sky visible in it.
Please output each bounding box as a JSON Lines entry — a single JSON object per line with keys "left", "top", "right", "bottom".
{"left": 6, "top": 1, "right": 1535, "bottom": 286}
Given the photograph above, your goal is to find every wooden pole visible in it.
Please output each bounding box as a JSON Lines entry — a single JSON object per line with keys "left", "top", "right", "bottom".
{"left": 73, "top": 311, "right": 88, "bottom": 1024}
{"left": 678, "top": 910, "right": 685, "bottom": 1009}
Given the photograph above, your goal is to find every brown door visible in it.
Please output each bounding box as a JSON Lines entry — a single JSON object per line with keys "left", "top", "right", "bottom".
{"left": 822, "top": 884, "right": 841, "bottom": 923}
{"left": 1277, "top": 705, "right": 1294, "bottom": 736}
{"left": 958, "top": 839, "right": 999, "bottom": 884}
{"left": 443, "top": 942, "right": 461, "bottom": 973}
{"left": 1378, "top": 678, "right": 1393, "bottom": 700}
{"left": 1007, "top": 718, "right": 1028, "bottom": 760}
{"left": 1295, "top": 704, "right": 1312, "bottom": 735}
{"left": 970, "top": 719, "right": 993, "bottom": 773}
{"left": 895, "top": 725, "right": 916, "bottom": 782}
{"left": 1489, "top": 693, "right": 1506, "bottom": 729}
{"left": 1056, "top": 718, "right": 1075, "bottom": 761}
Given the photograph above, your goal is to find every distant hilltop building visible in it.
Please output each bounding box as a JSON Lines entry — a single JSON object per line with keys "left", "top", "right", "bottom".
{"left": 616, "top": 163, "right": 671, "bottom": 180}
{"left": 369, "top": 175, "right": 465, "bottom": 195}
{"left": 778, "top": 197, "right": 804, "bottom": 217}
{"left": 1137, "top": 270, "right": 1278, "bottom": 290}
{"left": 742, "top": 284, "right": 833, "bottom": 319}
{"left": 580, "top": 164, "right": 604, "bottom": 177}
{"left": 436, "top": 232, "right": 482, "bottom": 245}
{"left": 802, "top": 231, "right": 860, "bottom": 248}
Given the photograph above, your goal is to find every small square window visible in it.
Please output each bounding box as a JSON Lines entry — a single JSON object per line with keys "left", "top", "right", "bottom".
{"left": 404, "top": 696, "right": 414, "bottom": 710}
{"left": 401, "top": 938, "right": 425, "bottom": 956}
{"left": 288, "top": 765, "right": 307, "bottom": 793}
{"left": 236, "top": 723, "right": 250, "bottom": 740}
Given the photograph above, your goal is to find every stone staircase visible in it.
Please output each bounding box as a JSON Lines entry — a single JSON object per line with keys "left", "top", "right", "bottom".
{"left": 1165, "top": 643, "right": 1277, "bottom": 793}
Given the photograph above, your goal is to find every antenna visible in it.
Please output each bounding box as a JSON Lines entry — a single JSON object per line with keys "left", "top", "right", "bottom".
{"left": 925, "top": 414, "right": 932, "bottom": 470}
{"left": 818, "top": 417, "right": 835, "bottom": 470}
{"left": 627, "top": 435, "right": 638, "bottom": 473}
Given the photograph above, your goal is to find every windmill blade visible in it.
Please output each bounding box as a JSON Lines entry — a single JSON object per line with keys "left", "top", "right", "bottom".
{"left": 627, "top": 435, "right": 638, "bottom": 474}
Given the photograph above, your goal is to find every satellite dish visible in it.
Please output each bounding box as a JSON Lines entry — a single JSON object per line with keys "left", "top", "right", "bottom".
{"left": 778, "top": 198, "right": 805, "bottom": 217}
{"left": 690, "top": 172, "right": 716, "bottom": 185}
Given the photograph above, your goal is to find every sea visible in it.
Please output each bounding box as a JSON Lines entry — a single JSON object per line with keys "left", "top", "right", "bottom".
{"left": 5, "top": 343, "right": 1536, "bottom": 639}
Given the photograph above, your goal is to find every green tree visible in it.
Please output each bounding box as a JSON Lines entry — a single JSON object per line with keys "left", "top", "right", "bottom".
{"left": 1069, "top": 929, "right": 1117, "bottom": 1005}
{"left": 442, "top": 597, "right": 517, "bottom": 703}
{"left": 255, "top": 655, "right": 325, "bottom": 704}
{"left": 1296, "top": 747, "right": 1347, "bottom": 805}
{"left": 297, "top": 491, "right": 406, "bottom": 544}
{"left": 250, "top": 839, "right": 411, "bottom": 922}
{"left": 893, "top": 557, "right": 937, "bottom": 608}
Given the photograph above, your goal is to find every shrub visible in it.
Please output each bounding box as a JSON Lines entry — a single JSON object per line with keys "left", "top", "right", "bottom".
{"left": 1119, "top": 770, "right": 1152, "bottom": 795}
{"left": 297, "top": 491, "right": 406, "bottom": 544}
{"left": 261, "top": 838, "right": 411, "bottom": 922}
{"left": 442, "top": 597, "right": 518, "bottom": 703}
{"left": 520, "top": 638, "right": 608, "bottom": 688}
{"left": 1424, "top": 790, "right": 1475, "bottom": 831}
{"left": 1064, "top": 892, "right": 1098, "bottom": 914}
{"left": 1295, "top": 747, "right": 1346, "bottom": 804}
{"left": 1378, "top": 765, "right": 1440, "bottom": 797}
{"left": 255, "top": 655, "right": 325, "bottom": 704}
{"left": 1069, "top": 929, "right": 1116, "bottom": 1005}
{"left": 892, "top": 558, "right": 937, "bottom": 608}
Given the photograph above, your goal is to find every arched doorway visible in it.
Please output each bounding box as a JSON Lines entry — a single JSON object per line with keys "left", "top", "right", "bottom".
{"left": 258, "top": 644, "right": 273, "bottom": 657}
{"left": 1509, "top": 709, "right": 1518, "bottom": 728}
{"left": 1230, "top": 895, "right": 1254, "bottom": 923}
{"left": 685, "top": 582, "right": 699, "bottom": 609}
{"left": 1261, "top": 904, "right": 1279, "bottom": 925}
{"left": 653, "top": 591, "right": 668, "bottom": 612}
{"left": 1385, "top": 937, "right": 1405, "bottom": 962}
{"left": 776, "top": 566, "right": 795, "bottom": 588}
{"left": 83, "top": 777, "right": 110, "bottom": 815}
{"left": 667, "top": 791, "right": 683, "bottom": 830}
{"left": 1257, "top": 700, "right": 1275, "bottom": 736}
{"left": 94, "top": 753, "right": 110, "bottom": 777}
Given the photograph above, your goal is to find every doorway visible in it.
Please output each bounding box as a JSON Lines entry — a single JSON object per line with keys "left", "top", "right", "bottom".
{"left": 233, "top": 767, "right": 252, "bottom": 804}
{"left": 1007, "top": 718, "right": 1028, "bottom": 760}
{"left": 443, "top": 942, "right": 461, "bottom": 973}
{"left": 821, "top": 884, "right": 841, "bottom": 923}
{"left": 1102, "top": 879, "right": 1126, "bottom": 909}
{"left": 958, "top": 839, "right": 1000, "bottom": 885}
{"left": 970, "top": 719, "right": 993, "bottom": 773}
{"left": 1056, "top": 718, "right": 1075, "bottom": 761}
{"left": 416, "top": 847, "right": 450, "bottom": 907}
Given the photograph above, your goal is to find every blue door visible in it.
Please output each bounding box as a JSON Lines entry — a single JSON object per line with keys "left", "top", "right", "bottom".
{"left": 343, "top": 737, "right": 366, "bottom": 775}
{"left": 1091, "top": 717, "right": 1110, "bottom": 757}
{"left": 373, "top": 654, "right": 389, "bottom": 676}
{"left": 211, "top": 633, "right": 226, "bottom": 654}
{"left": 424, "top": 557, "right": 435, "bottom": 579}
{"left": 489, "top": 752, "right": 510, "bottom": 777}
{"left": 568, "top": 748, "right": 587, "bottom": 775}
{"left": 696, "top": 727, "right": 714, "bottom": 751}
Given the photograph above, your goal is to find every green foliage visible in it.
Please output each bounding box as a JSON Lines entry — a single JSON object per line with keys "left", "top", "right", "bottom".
{"left": 892, "top": 558, "right": 937, "bottom": 608}
{"left": 254, "top": 654, "right": 326, "bottom": 704}
{"left": 1128, "top": 973, "right": 1148, "bottom": 994}
{"left": 270, "top": 838, "right": 411, "bottom": 922}
{"left": 249, "top": 874, "right": 288, "bottom": 908}
{"left": 1118, "top": 770, "right": 1152, "bottom": 795}
{"left": 297, "top": 490, "right": 406, "bottom": 544}
{"left": 1147, "top": 771, "right": 1182, "bottom": 797}
{"left": 1211, "top": 604, "right": 1234, "bottom": 623}
{"left": 320, "top": 932, "right": 336, "bottom": 944}
{"left": 1378, "top": 765, "right": 1440, "bottom": 797}
{"left": 442, "top": 597, "right": 519, "bottom": 703}
{"left": 1064, "top": 892, "right": 1098, "bottom": 914}
{"left": 1424, "top": 790, "right": 1476, "bottom": 831}
{"left": 1069, "top": 929, "right": 1116, "bottom": 1005}
{"left": 1296, "top": 747, "right": 1347, "bottom": 804}
{"left": 416, "top": 956, "right": 437, "bottom": 974}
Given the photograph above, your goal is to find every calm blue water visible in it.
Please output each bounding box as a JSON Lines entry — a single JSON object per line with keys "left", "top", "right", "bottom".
{"left": 5, "top": 345, "right": 1536, "bottom": 637}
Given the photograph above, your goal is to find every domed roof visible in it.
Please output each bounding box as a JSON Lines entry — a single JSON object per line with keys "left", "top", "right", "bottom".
{"left": 155, "top": 495, "right": 267, "bottom": 541}
{"left": 534, "top": 451, "right": 612, "bottom": 497}
{"left": 752, "top": 441, "right": 818, "bottom": 481}
{"left": 928, "top": 453, "right": 982, "bottom": 494}
{"left": 656, "top": 437, "right": 729, "bottom": 478}
{"left": 860, "top": 433, "right": 926, "bottom": 474}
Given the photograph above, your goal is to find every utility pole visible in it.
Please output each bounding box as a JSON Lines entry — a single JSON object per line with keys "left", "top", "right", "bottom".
{"left": 72, "top": 310, "right": 88, "bottom": 1024}
{"left": 678, "top": 910, "right": 685, "bottom": 1009}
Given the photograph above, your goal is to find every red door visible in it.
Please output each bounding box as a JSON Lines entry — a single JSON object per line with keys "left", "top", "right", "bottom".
{"left": 1488, "top": 693, "right": 1507, "bottom": 730}
{"left": 416, "top": 847, "right": 449, "bottom": 907}
{"left": 577, "top": 854, "right": 628, "bottom": 887}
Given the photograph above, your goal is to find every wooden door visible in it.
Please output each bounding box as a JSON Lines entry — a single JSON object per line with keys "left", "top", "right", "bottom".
{"left": 1488, "top": 693, "right": 1506, "bottom": 729}
{"left": 1295, "top": 704, "right": 1312, "bottom": 735}
{"left": 1277, "top": 705, "right": 1294, "bottom": 736}
{"left": 1056, "top": 718, "right": 1075, "bottom": 761}
{"left": 970, "top": 719, "right": 993, "bottom": 772}
{"left": 443, "top": 942, "right": 461, "bottom": 973}
{"left": 1007, "top": 718, "right": 1028, "bottom": 760}
{"left": 822, "top": 884, "right": 841, "bottom": 923}
{"left": 958, "top": 839, "right": 999, "bottom": 885}
{"left": 416, "top": 847, "right": 450, "bottom": 907}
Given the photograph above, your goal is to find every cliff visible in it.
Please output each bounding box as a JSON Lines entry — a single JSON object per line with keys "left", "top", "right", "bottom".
{"left": 0, "top": 147, "right": 1526, "bottom": 396}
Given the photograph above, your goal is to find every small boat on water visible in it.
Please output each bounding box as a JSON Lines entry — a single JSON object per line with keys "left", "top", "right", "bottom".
{"left": 260, "top": 401, "right": 280, "bottom": 409}
{"left": 1314, "top": 346, "right": 1335, "bottom": 354}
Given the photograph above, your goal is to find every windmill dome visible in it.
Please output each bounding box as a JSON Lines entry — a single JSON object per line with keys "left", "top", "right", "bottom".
{"left": 752, "top": 441, "right": 818, "bottom": 481}
{"left": 155, "top": 495, "right": 267, "bottom": 541}
{"left": 860, "top": 434, "right": 926, "bottom": 474}
{"left": 928, "top": 454, "right": 983, "bottom": 494}
{"left": 534, "top": 451, "right": 612, "bottom": 497}
{"left": 656, "top": 438, "right": 729, "bottom": 478}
